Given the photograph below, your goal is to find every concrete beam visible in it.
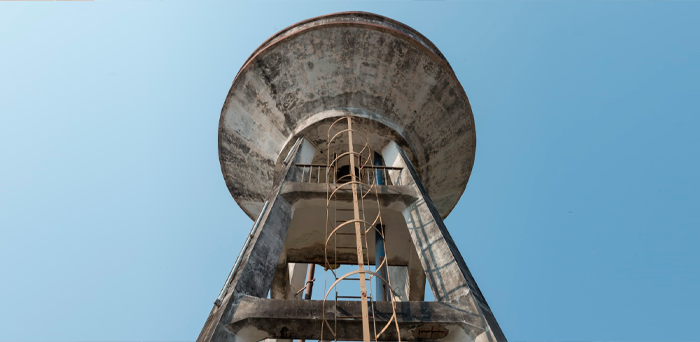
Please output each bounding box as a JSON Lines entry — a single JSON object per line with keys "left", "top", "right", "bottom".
{"left": 279, "top": 182, "right": 419, "bottom": 211}
{"left": 227, "top": 295, "right": 486, "bottom": 342}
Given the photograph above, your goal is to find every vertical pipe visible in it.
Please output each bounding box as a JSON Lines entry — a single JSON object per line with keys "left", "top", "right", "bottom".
{"left": 375, "top": 224, "right": 387, "bottom": 301}
{"left": 374, "top": 152, "right": 384, "bottom": 186}
{"left": 333, "top": 153, "right": 338, "bottom": 184}
{"left": 304, "top": 263, "right": 315, "bottom": 300}
{"left": 373, "top": 152, "right": 387, "bottom": 301}
{"left": 296, "top": 263, "right": 316, "bottom": 342}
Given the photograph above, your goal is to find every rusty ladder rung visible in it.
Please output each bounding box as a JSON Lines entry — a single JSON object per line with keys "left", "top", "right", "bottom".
{"left": 336, "top": 295, "right": 372, "bottom": 299}
{"left": 337, "top": 315, "right": 375, "bottom": 319}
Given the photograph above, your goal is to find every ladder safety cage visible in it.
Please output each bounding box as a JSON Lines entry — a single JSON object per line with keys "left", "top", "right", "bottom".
{"left": 321, "top": 117, "right": 402, "bottom": 342}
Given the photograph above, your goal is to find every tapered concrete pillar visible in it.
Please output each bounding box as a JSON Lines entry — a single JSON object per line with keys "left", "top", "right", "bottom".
{"left": 198, "top": 138, "right": 315, "bottom": 342}
{"left": 383, "top": 140, "right": 506, "bottom": 342}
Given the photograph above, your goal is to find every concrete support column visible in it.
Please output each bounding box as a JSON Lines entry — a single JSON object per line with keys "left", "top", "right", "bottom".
{"left": 270, "top": 261, "right": 308, "bottom": 300}
{"left": 382, "top": 141, "right": 507, "bottom": 342}
{"left": 268, "top": 263, "right": 306, "bottom": 342}
{"left": 288, "top": 262, "right": 309, "bottom": 299}
{"left": 386, "top": 266, "right": 409, "bottom": 301}
{"left": 406, "top": 241, "right": 426, "bottom": 301}
{"left": 270, "top": 253, "right": 289, "bottom": 300}
{"left": 197, "top": 138, "right": 316, "bottom": 342}
{"left": 382, "top": 141, "right": 425, "bottom": 302}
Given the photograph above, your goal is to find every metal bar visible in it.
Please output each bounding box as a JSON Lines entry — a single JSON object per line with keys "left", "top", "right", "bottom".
{"left": 373, "top": 152, "right": 383, "bottom": 186}
{"left": 346, "top": 117, "right": 371, "bottom": 342}
{"left": 283, "top": 137, "right": 303, "bottom": 164}
{"left": 337, "top": 295, "right": 372, "bottom": 299}
{"left": 296, "top": 163, "right": 403, "bottom": 170}
{"left": 304, "top": 264, "right": 315, "bottom": 300}
{"left": 337, "top": 316, "right": 375, "bottom": 319}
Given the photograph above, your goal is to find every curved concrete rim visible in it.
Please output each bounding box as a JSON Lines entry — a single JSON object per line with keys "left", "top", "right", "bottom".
{"left": 240, "top": 12, "right": 453, "bottom": 73}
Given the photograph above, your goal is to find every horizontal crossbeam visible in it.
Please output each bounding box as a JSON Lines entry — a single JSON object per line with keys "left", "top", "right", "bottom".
{"left": 226, "top": 295, "right": 486, "bottom": 341}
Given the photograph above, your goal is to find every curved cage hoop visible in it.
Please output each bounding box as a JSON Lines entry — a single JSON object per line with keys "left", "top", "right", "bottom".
{"left": 322, "top": 116, "right": 401, "bottom": 342}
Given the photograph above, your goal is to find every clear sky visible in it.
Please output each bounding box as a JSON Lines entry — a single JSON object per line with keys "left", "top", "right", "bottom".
{"left": 1, "top": 1, "right": 698, "bottom": 341}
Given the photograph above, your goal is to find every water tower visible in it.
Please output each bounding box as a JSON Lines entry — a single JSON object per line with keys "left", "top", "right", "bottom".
{"left": 197, "top": 12, "right": 506, "bottom": 342}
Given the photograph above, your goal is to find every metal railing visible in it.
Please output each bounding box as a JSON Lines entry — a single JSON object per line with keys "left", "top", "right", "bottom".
{"left": 295, "top": 163, "right": 403, "bottom": 186}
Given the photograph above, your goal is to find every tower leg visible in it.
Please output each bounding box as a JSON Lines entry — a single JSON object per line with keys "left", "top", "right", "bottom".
{"left": 197, "top": 138, "right": 316, "bottom": 342}
{"left": 382, "top": 141, "right": 507, "bottom": 342}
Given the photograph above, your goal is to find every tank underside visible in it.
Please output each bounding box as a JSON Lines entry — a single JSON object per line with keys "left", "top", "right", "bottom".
{"left": 219, "top": 12, "right": 476, "bottom": 220}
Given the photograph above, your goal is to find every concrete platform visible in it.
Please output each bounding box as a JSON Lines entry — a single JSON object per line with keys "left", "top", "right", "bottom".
{"left": 226, "top": 295, "right": 486, "bottom": 341}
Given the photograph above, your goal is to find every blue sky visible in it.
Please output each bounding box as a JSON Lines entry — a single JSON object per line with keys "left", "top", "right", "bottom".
{"left": 1, "top": 1, "right": 698, "bottom": 341}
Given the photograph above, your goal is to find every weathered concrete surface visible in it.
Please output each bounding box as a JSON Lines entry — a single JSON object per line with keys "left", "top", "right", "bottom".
{"left": 227, "top": 295, "right": 486, "bottom": 341}
{"left": 281, "top": 205, "right": 416, "bottom": 267}
{"left": 382, "top": 141, "right": 507, "bottom": 342}
{"left": 219, "top": 12, "right": 476, "bottom": 221}
{"left": 406, "top": 245, "right": 427, "bottom": 302}
{"left": 270, "top": 259, "right": 309, "bottom": 300}
{"left": 388, "top": 266, "right": 410, "bottom": 301}
{"left": 278, "top": 185, "right": 421, "bottom": 269}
